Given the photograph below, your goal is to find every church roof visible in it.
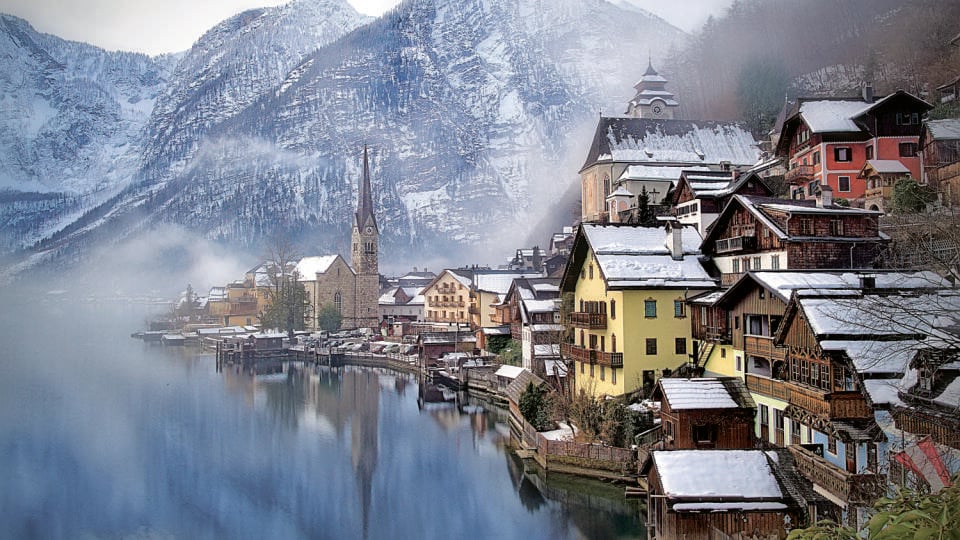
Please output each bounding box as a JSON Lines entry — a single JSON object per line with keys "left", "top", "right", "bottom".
{"left": 296, "top": 255, "right": 345, "bottom": 280}
{"left": 355, "top": 145, "right": 378, "bottom": 232}
{"left": 580, "top": 117, "right": 762, "bottom": 173}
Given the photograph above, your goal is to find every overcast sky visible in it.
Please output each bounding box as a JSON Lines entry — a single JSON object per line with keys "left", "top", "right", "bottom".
{"left": 1, "top": 0, "right": 734, "bottom": 55}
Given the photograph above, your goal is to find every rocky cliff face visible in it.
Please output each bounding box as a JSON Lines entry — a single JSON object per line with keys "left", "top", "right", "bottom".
{"left": 3, "top": 0, "right": 685, "bottom": 272}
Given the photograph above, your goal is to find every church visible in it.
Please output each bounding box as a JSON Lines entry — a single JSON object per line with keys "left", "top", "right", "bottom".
{"left": 579, "top": 60, "right": 763, "bottom": 224}
{"left": 296, "top": 146, "right": 380, "bottom": 330}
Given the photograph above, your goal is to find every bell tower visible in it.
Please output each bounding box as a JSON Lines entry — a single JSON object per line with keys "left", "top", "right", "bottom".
{"left": 351, "top": 145, "right": 380, "bottom": 328}
{"left": 625, "top": 58, "right": 679, "bottom": 119}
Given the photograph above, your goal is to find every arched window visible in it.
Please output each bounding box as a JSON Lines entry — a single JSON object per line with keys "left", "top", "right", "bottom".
{"left": 334, "top": 292, "right": 342, "bottom": 313}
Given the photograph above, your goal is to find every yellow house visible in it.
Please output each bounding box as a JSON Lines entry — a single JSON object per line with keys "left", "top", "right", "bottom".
{"left": 560, "top": 223, "right": 716, "bottom": 397}
{"left": 422, "top": 269, "right": 473, "bottom": 326}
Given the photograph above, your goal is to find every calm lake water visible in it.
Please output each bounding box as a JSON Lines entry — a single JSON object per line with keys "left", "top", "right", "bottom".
{"left": 0, "top": 298, "right": 643, "bottom": 539}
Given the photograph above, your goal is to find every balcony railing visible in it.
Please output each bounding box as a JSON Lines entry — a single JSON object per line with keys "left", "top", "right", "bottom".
{"left": 714, "top": 235, "right": 757, "bottom": 254}
{"left": 744, "top": 334, "right": 786, "bottom": 361}
{"left": 560, "top": 343, "right": 623, "bottom": 368}
{"left": 788, "top": 445, "right": 885, "bottom": 505}
{"left": 568, "top": 312, "right": 607, "bottom": 329}
{"left": 785, "top": 165, "right": 815, "bottom": 183}
{"left": 745, "top": 374, "right": 872, "bottom": 419}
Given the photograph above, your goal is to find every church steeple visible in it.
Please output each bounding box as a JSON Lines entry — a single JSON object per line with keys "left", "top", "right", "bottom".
{"left": 355, "top": 145, "right": 378, "bottom": 233}
{"left": 626, "top": 59, "right": 679, "bottom": 119}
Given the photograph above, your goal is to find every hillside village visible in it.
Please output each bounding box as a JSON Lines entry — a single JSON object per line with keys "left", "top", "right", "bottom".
{"left": 153, "top": 50, "right": 960, "bottom": 538}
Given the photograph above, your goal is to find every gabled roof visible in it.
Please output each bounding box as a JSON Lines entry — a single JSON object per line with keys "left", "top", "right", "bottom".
{"left": 296, "top": 255, "right": 343, "bottom": 280}
{"left": 656, "top": 377, "right": 755, "bottom": 410}
{"left": 861, "top": 159, "right": 910, "bottom": 176}
{"left": 925, "top": 118, "right": 960, "bottom": 141}
{"left": 776, "top": 91, "right": 933, "bottom": 155}
{"left": 474, "top": 271, "right": 543, "bottom": 295}
{"left": 504, "top": 369, "right": 547, "bottom": 405}
{"left": 651, "top": 450, "right": 789, "bottom": 504}
{"left": 422, "top": 268, "right": 474, "bottom": 293}
{"left": 671, "top": 170, "right": 772, "bottom": 205}
{"left": 560, "top": 223, "right": 715, "bottom": 291}
{"left": 717, "top": 270, "right": 949, "bottom": 306}
{"left": 701, "top": 195, "right": 883, "bottom": 252}
{"left": 580, "top": 117, "right": 762, "bottom": 173}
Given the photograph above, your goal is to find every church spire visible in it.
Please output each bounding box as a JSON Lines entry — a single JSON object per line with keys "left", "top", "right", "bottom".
{"left": 356, "top": 145, "right": 377, "bottom": 232}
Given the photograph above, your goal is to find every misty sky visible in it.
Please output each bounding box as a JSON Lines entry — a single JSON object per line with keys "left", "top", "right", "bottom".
{"left": 1, "top": 0, "right": 734, "bottom": 55}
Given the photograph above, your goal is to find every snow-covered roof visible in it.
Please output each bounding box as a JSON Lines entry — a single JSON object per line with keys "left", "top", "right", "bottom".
{"left": 482, "top": 326, "right": 511, "bottom": 335}
{"left": 446, "top": 270, "right": 473, "bottom": 287}
{"left": 208, "top": 287, "right": 227, "bottom": 301}
{"left": 933, "top": 377, "right": 960, "bottom": 409}
{"left": 745, "top": 270, "right": 948, "bottom": 303}
{"left": 534, "top": 344, "right": 560, "bottom": 357}
{"left": 653, "top": 450, "right": 784, "bottom": 500}
{"left": 620, "top": 164, "right": 709, "bottom": 181}
{"left": 494, "top": 365, "right": 525, "bottom": 379}
{"left": 798, "top": 100, "right": 866, "bottom": 133}
{"left": 865, "top": 159, "right": 910, "bottom": 174}
{"left": 544, "top": 359, "right": 568, "bottom": 377}
{"left": 475, "top": 272, "right": 541, "bottom": 294}
{"left": 296, "top": 255, "right": 339, "bottom": 280}
{"left": 378, "top": 288, "right": 398, "bottom": 304}
{"left": 523, "top": 299, "right": 557, "bottom": 313}
{"left": 532, "top": 283, "right": 559, "bottom": 293}
{"left": 926, "top": 118, "right": 960, "bottom": 140}
{"left": 862, "top": 379, "right": 906, "bottom": 407}
{"left": 658, "top": 378, "right": 740, "bottom": 409}
{"left": 531, "top": 323, "right": 565, "bottom": 332}
{"left": 800, "top": 294, "right": 960, "bottom": 340}
{"left": 607, "top": 186, "right": 635, "bottom": 199}
{"left": 820, "top": 339, "right": 922, "bottom": 374}
{"left": 672, "top": 502, "right": 788, "bottom": 512}
{"left": 582, "top": 224, "right": 715, "bottom": 288}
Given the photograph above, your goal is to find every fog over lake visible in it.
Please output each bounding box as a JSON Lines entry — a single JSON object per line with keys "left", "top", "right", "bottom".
{"left": 0, "top": 290, "right": 641, "bottom": 539}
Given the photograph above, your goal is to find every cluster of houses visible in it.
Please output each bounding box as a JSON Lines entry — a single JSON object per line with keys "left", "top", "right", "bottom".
{"left": 174, "top": 58, "right": 960, "bottom": 539}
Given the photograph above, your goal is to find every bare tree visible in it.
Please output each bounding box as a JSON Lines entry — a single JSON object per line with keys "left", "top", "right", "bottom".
{"left": 258, "top": 235, "right": 311, "bottom": 338}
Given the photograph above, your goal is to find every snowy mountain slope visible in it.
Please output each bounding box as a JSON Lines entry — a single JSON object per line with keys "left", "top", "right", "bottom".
{"left": 8, "top": 0, "right": 686, "bottom": 274}
{"left": 0, "top": 14, "right": 177, "bottom": 251}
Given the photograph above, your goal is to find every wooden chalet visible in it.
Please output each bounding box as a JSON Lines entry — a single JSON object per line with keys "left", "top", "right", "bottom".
{"left": 919, "top": 118, "right": 960, "bottom": 206}
{"left": 894, "top": 349, "right": 960, "bottom": 451}
{"left": 645, "top": 450, "right": 809, "bottom": 540}
{"left": 774, "top": 89, "right": 932, "bottom": 201}
{"left": 700, "top": 194, "right": 887, "bottom": 286}
{"left": 653, "top": 377, "right": 756, "bottom": 450}
{"left": 670, "top": 170, "right": 772, "bottom": 235}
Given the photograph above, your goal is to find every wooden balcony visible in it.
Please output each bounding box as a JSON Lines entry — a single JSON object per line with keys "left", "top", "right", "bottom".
{"left": 745, "top": 374, "right": 873, "bottom": 419}
{"left": 560, "top": 343, "right": 623, "bottom": 368}
{"left": 693, "top": 325, "right": 732, "bottom": 344}
{"left": 721, "top": 272, "right": 745, "bottom": 287}
{"left": 744, "top": 334, "right": 786, "bottom": 361}
{"left": 568, "top": 311, "right": 607, "bottom": 329}
{"left": 714, "top": 235, "right": 757, "bottom": 254}
{"left": 788, "top": 445, "right": 885, "bottom": 505}
{"left": 785, "top": 164, "right": 815, "bottom": 183}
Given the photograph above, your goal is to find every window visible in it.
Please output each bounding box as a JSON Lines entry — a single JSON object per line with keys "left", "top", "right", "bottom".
{"left": 808, "top": 179, "right": 820, "bottom": 195}
{"left": 732, "top": 259, "right": 740, "bottom": 273}
{"left": 735, "top": 354, "right": 742, "bottom": 371}
{"left": 742, "top": 258, "right": 750, "bottom": 272}
{"left": 612, "top": 334, "right": 617, "bottom": 353}
{"left": 693, "top": 424, "right": 718, "bottom": 446}
{"left": 791, "top": 420, "right": 802, "bottom": 445}
{"left": 646, "top": 338, "right": 657, "bottom": 355}
{"left": 760, "top": 404, "right": 769, "bottom": 427}
{"left": 334, "top": 292, "right": 342, "bottom": 313}
{"left": 590, "top": 363, "right": 594, "bottom": 377}
{"left": 838, "top": 176, "right": 851, "bottom": 192}
{"left": 821, "top": 364, "right": 831, "bottom": 391}
{"left": 580, "top": 361, "right": 584, "bottom": 374}
{"left": 612, "top": 368, "right": 616, "bottom": 384}
{"left": 800, "top": 218, "right": 814, "bottom": 235}
{"left": 827, "top": 435, "right": 837, "bottom": 455}
{"left": 600, "top": 365, "right": 605, "bottom": 381}
{"left": 753, "top": 256, "right": 762, "bottom": 270}
{"left": 600, "top": 335, "right": 605, "bottom": 352}
{"left": 674, "top": 300, "right": 684, "bottom": 318}
{"left": 721, "top": 348, "right": 726, "bottom": 358}
{"left": 644, "top": 300, "right": 657, "bottom": 318}
{"left": 896, "top": 112, "right": 920, "bottom": 125}
{"left": 829, "top": 219, "right": 844, "bottom": 236}
{"left": 675, "top": 338, "right": 687, "bottom": 355}
{"left": 588, "top": 264, "right": 594, "bottom": 279}
{"left": 866, "top": 145, "right": 874, "bottom": 160}
{"left": 834, "top": 147, "right": 852, "bottom": 162}
{"left": 813, "top": 151, "right": 820, "bottom": 165}
{"left": 771, "top": 254, "right": 780, "bottom": 270}
{"left": 899, "top": 142, "right": 918, "bottom": 157}
{"left": 610, "top": 299, "right": 616, "bottom": 319}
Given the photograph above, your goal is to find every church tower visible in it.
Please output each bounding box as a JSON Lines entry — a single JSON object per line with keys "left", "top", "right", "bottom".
{"left": 351, "top": 145, "right": 380, "bottom": 328}
{"left": 625, "top": 59, "right": 679, "bottom": 119}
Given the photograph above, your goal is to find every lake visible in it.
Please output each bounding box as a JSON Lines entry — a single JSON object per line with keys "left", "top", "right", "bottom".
{"left": 0, "top": 298, "right": 643, "bottom": 539}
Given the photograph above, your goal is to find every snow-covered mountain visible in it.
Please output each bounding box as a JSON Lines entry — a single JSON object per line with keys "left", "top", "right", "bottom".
{"left": 3, "top": 0, "right": 685, "bottom": 273}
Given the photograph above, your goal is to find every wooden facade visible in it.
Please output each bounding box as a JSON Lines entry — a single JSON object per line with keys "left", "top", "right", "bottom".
{"left": 654, "top": 379, "right": 756, "bottom": 451}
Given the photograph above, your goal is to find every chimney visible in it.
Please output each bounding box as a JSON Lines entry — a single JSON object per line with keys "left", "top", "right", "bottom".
{"left": 816, "top": 185, "right": 833, "bottom": 208}
{"left": 670, "top": 223, "right": 683, "bottom": 260}
{"left": 862, "top": 83, "right": 874, "bottom": 103}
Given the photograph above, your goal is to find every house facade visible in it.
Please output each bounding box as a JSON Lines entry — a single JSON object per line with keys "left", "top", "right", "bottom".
{"left": 560, "top": 223, "right": 716, "bottom": 397}
{"left": 775, "top": 89, "right": 932, "bottom": 203}
{"left": 422, "top": 269, "right": 473, "bottom": 327}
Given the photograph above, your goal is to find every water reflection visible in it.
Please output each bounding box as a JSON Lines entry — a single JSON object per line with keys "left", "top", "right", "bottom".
{"left": 0, "top": 300, "right": 642, "bottom": 539}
